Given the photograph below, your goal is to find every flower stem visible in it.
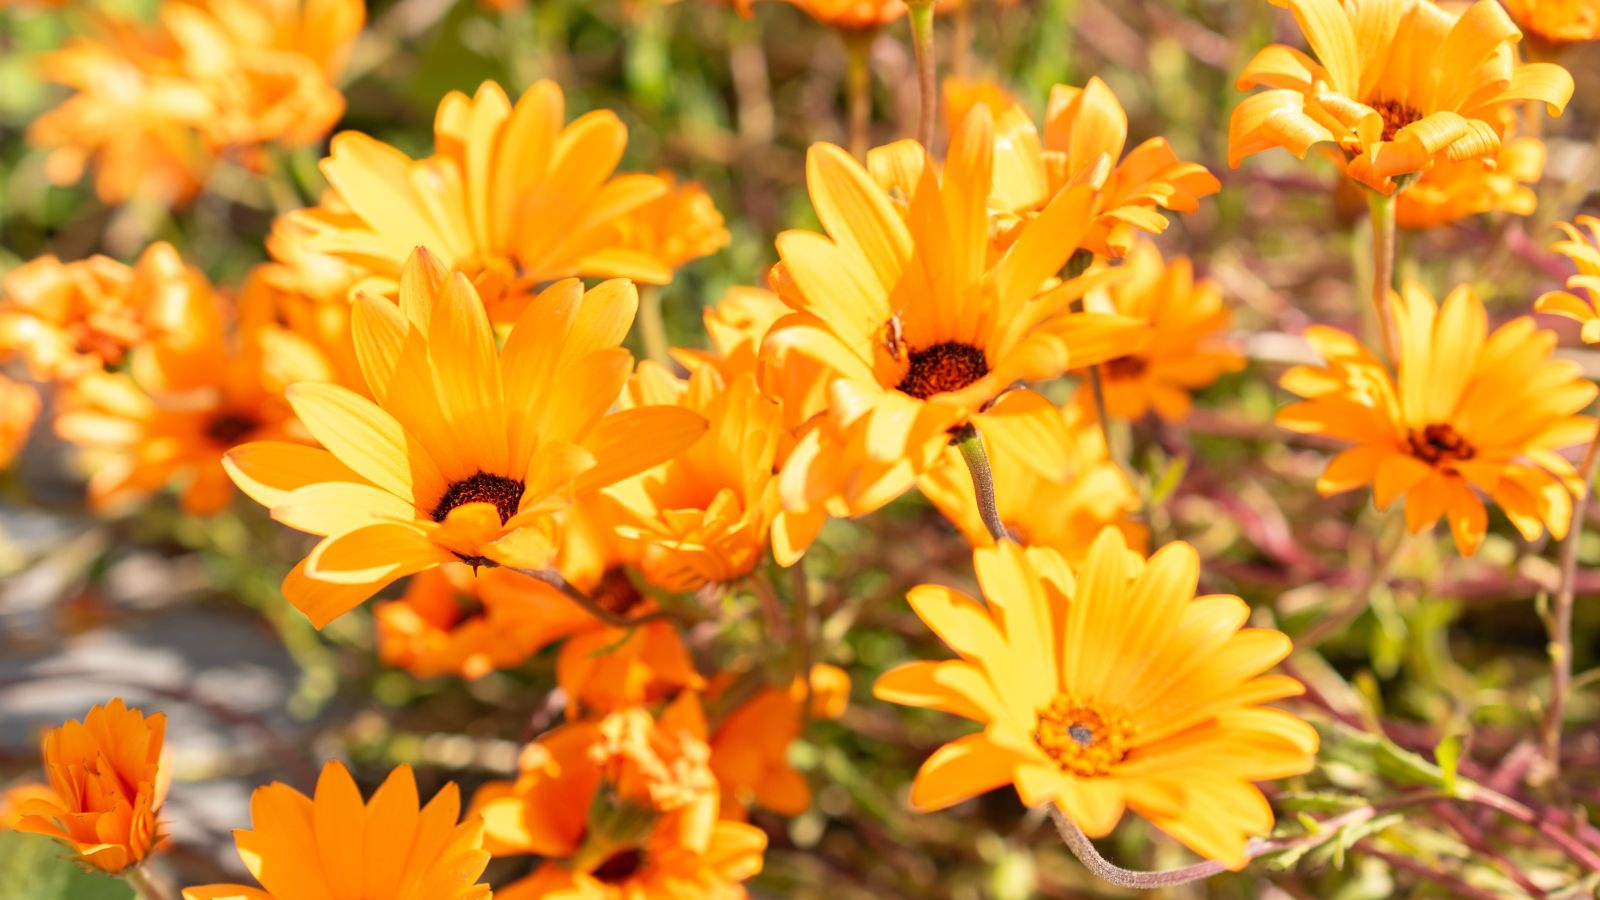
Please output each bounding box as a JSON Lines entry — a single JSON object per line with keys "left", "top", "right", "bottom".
{"left": 1541, "top": 415, "right": 1600, "bottom": 775}
{"left": 844, "top": 31, "right": 874, "bottom": 161}
{"left": 728, "top": 13, "right": 774, "bottom": 147}
{"left": 123, "top": 865, "right": 177, "bottom": 900}
{"left": 508, "top": 566, "right": 677, "bottom": 628}
{"left": 952, "top": 423, "right": 1007, "bottom": 542}
{"left": 905, "top": 0, "right": 937, "bottom": 150}
{"left": 636, "top": 285, "right": 672, "bottom": 368}
{"left": 1365, "top": 189, "right": 1400, "bottom": 365}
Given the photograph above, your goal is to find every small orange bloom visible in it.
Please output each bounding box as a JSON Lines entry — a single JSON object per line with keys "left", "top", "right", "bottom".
{"left": 613, "top": 174, "right": 731, "bottom": 272}
{"left": 15, "top": 699, "right": 167, "bottom": 874}
{"left": 1396, "top": 136, "right": 1546, "bottom": 229}
{"left": 1502, "top": 0, "right": 1600, "bottom": 43}
{"left": 1534, "top": 216, "right": 1600, "bottom": 342}
{"left": 0, "top": 783, "right": 59, "bottom": 831}
{"left": 0, "top": 251, "right": 145, "bottom": 382}
{"left": 709, "top": 664, "right": 851, "bottom": 818}
{"left": 0, "top": 375, "right": 41, "bottom": 469}
{"left": 781, "top": 0, "right": 905, "bottom": 30}
{"left": 1077, "top": 241, "right": 1244, "bottom": 421}
{"left": 183, "top": 761, "right": 491, "bottom": 900}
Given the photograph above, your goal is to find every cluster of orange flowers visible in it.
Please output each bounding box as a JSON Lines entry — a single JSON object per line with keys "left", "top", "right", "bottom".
{"left": 5, "top": 0, "right": 1600, "bottom": 894}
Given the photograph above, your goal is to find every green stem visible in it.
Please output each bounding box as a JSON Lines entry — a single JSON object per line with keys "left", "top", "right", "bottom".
{"left": 123, "top": 865, "right": 176, "bottom": 900}
{"left": 952, "top": 423, "right": 1007, "bottom": 542}
{"left": 905, "top": 1, "right": 937, "bottom": 150}
{"left": 1366, "top": 189, "right": 1400, "bottom": 365}
{"left": 844, "top": 30, "right": 874, "bottom": 161}
{"left": 1542, "top": 412, "right": 1600, "bottom": 776}
{"left": 637, "top": 285, "right": 672, "bottom": 368}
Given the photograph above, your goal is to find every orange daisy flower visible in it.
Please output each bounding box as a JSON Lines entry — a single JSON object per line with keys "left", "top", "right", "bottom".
{"left": 766, "top": 106, "right": 1147, "bottom": 517}
{"left": 613, "top": 174, "right": 732, "bottom": 273}
{"left": 0, "top": 783, "right": 59, "bottom": 831}
{"left": 15, "top": 699, "right": 168, "bottom": 874}
{"left": 0, "top": 374, "right": 41, "bottom": 469}
{"left": 182, "top": 761, "right": 491, "bottom": 900}
{"left": 1076, "top": 241, "right": 1244, "bottom": 421}
{"left": 966, "top": 77, "right": 1221, "bottom": 259}
{"left": 708, "top": 664, "right": 851, "bottom": 818}
{"left": 781, "top": 0, "right": 906, "bottom": 30}
{"left": 0, "top": 250, "right": 148, "bottom": 382}
{"left": 1278, "top": 282, "right": 1597, "bottom": 555}
{"left": 271, "top": 80, "right": 679, "bottom": 322}
{"left": 477, "top": 694, "right": 766, "bottom": 898}
{"left": 917, "top": 391, "right": 1143, "bottom": 560}
{"left": 1502, "top": 0, "right": 1600, "bottom": 43}
{"left": 875, "top": 530, "right": 1319, "bottom": 868}
{"left": 224, "top": 248, "right": 706, "bottom": 627}
{"left": 1534, "top": 215, "right": 1600, "bottom": 342}
{"left": 1230, "top": 0, "right": 1574, "bottom": 194}
{"left": 1395, "top": 135, "right": 1546, "bottom": 229}
{"left": 53, "top": 252, "right": 320, "bottom": 516}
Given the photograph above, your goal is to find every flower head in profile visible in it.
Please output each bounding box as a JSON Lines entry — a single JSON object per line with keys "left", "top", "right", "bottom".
{"left": 781, "top": 0, "right": 905, "bottom": 30}
{"left": 1230, "top": 0, "right": 1573, "bottom": 194}
{"left": 224, "top": 248, "right": 706, "bottom": 628}
{"left": 1534, "top": 216, "right": 1600, "bottom": 342}
{"left": 476, "top": 694, "right": 766, "bottom": 898}
{"left": 272, "top": 81, "right": 683, "bottom": 321}
{"left": 0, "top": 250, "right": 147, "bottom": 382}
{"left": 1278, "top": 282, "right": 1596, "bottom": 555}
{"left": 709, "top": 664, "right": 851, "bottom": 819}
{"left": 612, "top": 174, "right": 731, "bottom": 273}
{"left": 918, "top": 391, "right": 1143, "bottom": 560}
{"left": 1075, "top": 241, "right": 1243, "bottom": 421}
{"left": 1501, "top": 0, "right": 1600, "bottom": 44}
{"left": 0, "top": 375, "right": 40, "bottom": 469}
{"left": 1395, "top": 136, "right": 1545, "bottom": 230}
{"left": 766, "top": 107, "right": 1147, "bottom": 517}
{"left": 182, "top": 761, "right": 490, "bottom": 900}
{"left": 875, "top": 530, "right": 1318, "bottom": 868}
{"left": 54, "top": 247, "right": 321, "bottom": 516}
{"left": 962, "top": 77, "right": 1221, "bottom": 259}
{"left": 15, "top": 699, "right": 167, "bottom": 874}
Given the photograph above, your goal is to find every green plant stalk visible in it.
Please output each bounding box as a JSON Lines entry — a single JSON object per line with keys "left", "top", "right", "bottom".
{"left": 124, "top": 865, "right": 176, "bottom": 900}
{"left": 844, "top": 30, "right": 874, "bottom": 161}
{"left": 1542, "top": 412, "right": 1600, "bottom": 775}
{"left": 952, "top": 424, "right": 1007, "bottom": 542}
{"left": 1366, "top": 188, "right": 1400, "bottom": 365}
{"left": 905, "top": 0, "right": 938, "bottom": 150}
{"left": 636, "top": 285, "right": 672, "bottom": 368}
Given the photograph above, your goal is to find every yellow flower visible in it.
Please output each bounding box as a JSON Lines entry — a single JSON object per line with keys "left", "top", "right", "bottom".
{"left": 0, "top": 250, "right": 150, "bottom": 382}
{"left": 1230, "top": 0, "right": 1573, "bottom": 194}
{"left": 917, "top": 391, "right": 1144, "bottom": 560}
{"left": 53, "top": 248, "right": 320, "bottom": 516}
{"left": 0, "top": 374, "right": 40, "bottom": 469}
{"left": 875, "top": 530, "right": 1318, "bottom": 868}
{"left": 956, "top": 77, "right": 1221, "bottom": 259}
{"left": 271, "top": 80, "right": 682, "bottom": 322}
{"left": 1078, "top": 241, "right": 1244, "bottom": 421}
{"left": 709, "top": 664, "right": 851, "bottom": 818}
{"left": 182, "top": 761, "right": 491, "bottom": 900}
{"left": 1278, "top": 282, "right": 1596, "bottom": 555}
{"left": 15, "top": 699, "right": 168, "bottom": 874}
{"left": 1534, "top": 216, "right": 1600, "bottom": 342}
{"left": 223, "top": 248, "right": 706, "bottom": 627}
{"left": 1395, "top": 135, "right": 1545, "bottom": 229}
{"left": 613, "top": 173, "right": 731, "bottom": 272}
{"left": 766, "top": 106, "right": 1147, "bottom": 517}
{"left": 1502, "top": 0, "right": 1600, "bottom": 43}
{"left": 606, "top": 361, "right": 825, "bottom": 590}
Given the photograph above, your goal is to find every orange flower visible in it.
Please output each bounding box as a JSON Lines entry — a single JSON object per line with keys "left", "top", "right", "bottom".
{"left": 766, "top": 107, "right": 1147, "bottom": 517}
{"left": 1502, "top": 0, "right": 1600, "bottom": 43}
{"left": 0, "top": 251, "right": 146, "bottom": 381}
{"left": 53, "top": 247, "right": 319, "bottom": 516}
{"left": 781, "top": 0, "right": 905, "bottom": 30}
{"left": 1230, "top": 0, "right": 1573, "bottom": 194}
{"left": 606, "top": 361, "right": 826, "bottom": 590}
{"left": 1076, "top": 241, "right": 1244, "bottom": 421}
{"left": 1534, "top": 216, "right": 1600, "bottom": 342}
{"left": 1278, "top": 282, "right": 1596, "bottom": 555}
{"left": 613, "top": 174, "right": 731, "bottom": 272}
{"left": 182, "top": 761, "right": 491, "bottom": 900}
{"left": 271, "top": 81, "right": 680, "bottom": 322}
{"left": 875, "top": 530, "right": 1319, "bottom": 868}
{"left": 961, "top": 77, "right": 1221, "bottom": 259}
{"left": 224, "top": 248, "right": 706, "bottom": 627}
{"left": 476, "top": 694, "right": 766, "bottom": 898}
{"left": 0, "top": 783, "right": 59, "bottom": 831}
{"left": 15, "top": 699, "right": 167, "bottom": 874}
{"left": 709, "top": 664, "right": 851, "bottom": 818}
{"left": 1395, "top": 136, "right": 1545, "bottom": 229}
{"left": 0, "top": 375, "right": 41, "bottom": 469}
{"left": 917, "top": 391, "right": 1143, "bottom": 560}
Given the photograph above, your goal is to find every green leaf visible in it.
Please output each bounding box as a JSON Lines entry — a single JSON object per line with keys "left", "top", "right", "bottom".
{"left": 1434, "top": 733, "right": 1463, "bottom": 796}
{"left": 0, "top": 832, "right": 135, "bottom": 900}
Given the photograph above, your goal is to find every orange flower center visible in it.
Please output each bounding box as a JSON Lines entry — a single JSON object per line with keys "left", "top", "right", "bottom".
{"left": 1405, "top": 423, "right": 1475, "bottom": 465}
{"left": 431, "top": 472, "right": 525, "bottom": 524}
{"left": 1371, "top": 98, "right": 1423, "bottom": 143}
{"left": 593, "top": 567, "right": 646, "bottom": 616}
{"left": 897, "top": 341, "right": 989, "bottom": 399}
{"left": 1102, "top": 355, "right": 1148, "bottom": 380}
{"left": 592, "top": 847, "right": 646, "bottom": 883}
{"left": 205, "top": 412, "right": 259, "bottom": 447}
{"left": 1032, "top": 695, "right": 1135, "bottom": 777}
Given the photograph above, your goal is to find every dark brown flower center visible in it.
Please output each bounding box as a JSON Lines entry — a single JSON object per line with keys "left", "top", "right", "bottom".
{"left": 897, "top": 341, "right": 989, "bottom": 399}
{"left": 1372, "top": 99, "right": 1423, "bottom": 143}
{"left": 593, "top": 567, "right": 645, "bottom": 617}
{"left": 1102, "top": 355, "right": 1148, "bottom": 380}
{"left": 205, "top": 412, "right": 259, "bottom": 447}
{"left": 1406, "top": 423, "right": 1474, "bottom": 465}
{"left": 591, "top": 848, "right": 645, "bottom": 884}
{"left": 430, "top": 472, "right": 525, "bottom": 524}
